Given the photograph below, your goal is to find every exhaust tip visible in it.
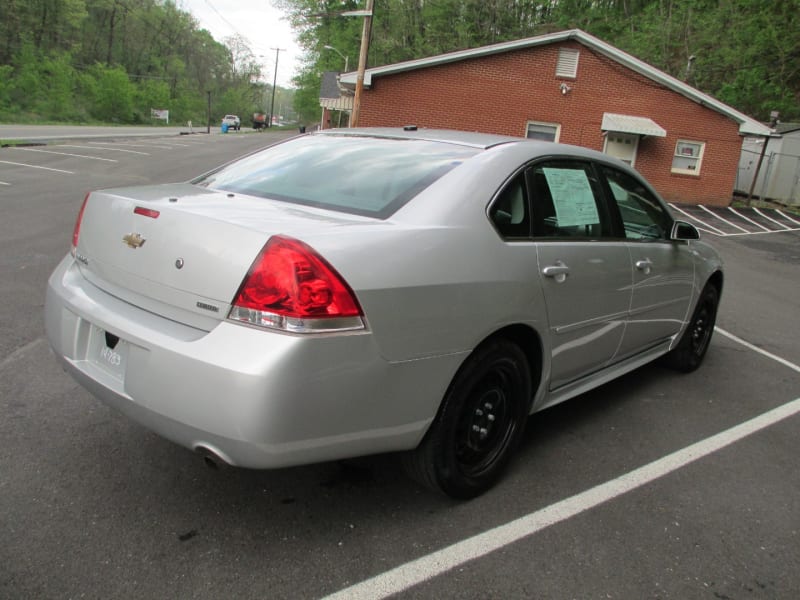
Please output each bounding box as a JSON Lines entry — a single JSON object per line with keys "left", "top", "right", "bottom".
{"left": 195, "top": 445, "right": 231, "bottom": 470}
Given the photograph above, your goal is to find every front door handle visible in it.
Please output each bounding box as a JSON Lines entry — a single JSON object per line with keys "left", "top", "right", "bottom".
{"left": 635, "top": 259, "right": 653, "bottom": 274}
{"left": 542, "top": 261, "right": 570, "bottom": 283}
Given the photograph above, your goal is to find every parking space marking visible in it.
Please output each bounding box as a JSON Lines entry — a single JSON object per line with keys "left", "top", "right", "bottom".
{"left": 751, "top": 208, "right": 791, "bottom": 230}
{"left": 0, "top": 160, "right": 74, "bottom": 174}
{"left": 100, "top": 141, "right": 179, "bottom": 150}
{"left": 716, "top": 327, "right": 800, "bottom": 374}
{"left": 727, "top": 207, "right": 771, "bottom": 232}
{"left": 669, "top": 203, "right": 726, "bottom": 235}
{"left": 699, "top": 205, "right": 749, "bottom": 233}
{"left": 0, "top": 337, "right": 44, "bottom": 370}
{"left": 774, "top": 209, "right": 800, "bottom": 227}
{"left": 11, "top": 147, "right": 118, "bottom": 163}
{"left": 0, "top": 180, "right": 10, "bottom": 185}
{"left": 670, "top": 204, "right": 800, "bottom": 237}
{"left": 324, "top": 338, "right": 800, "bottom": 600}
{"left": 59, "top": 144, "right": 150, "bottom": 156}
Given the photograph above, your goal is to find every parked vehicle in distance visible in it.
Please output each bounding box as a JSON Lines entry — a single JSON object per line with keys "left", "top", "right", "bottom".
{"left": 45, "top": 128, "right": 722, "bottom": 499}
{"left": 221, "top": 114, "right": 240, "bottom": 131}
{"left": 252, "top": 112, "right": 267, "bottom": 129}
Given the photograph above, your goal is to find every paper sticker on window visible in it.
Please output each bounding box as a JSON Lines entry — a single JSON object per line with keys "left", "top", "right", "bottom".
{"left": 543, "top": 167, "right": 599, "bottom": 227}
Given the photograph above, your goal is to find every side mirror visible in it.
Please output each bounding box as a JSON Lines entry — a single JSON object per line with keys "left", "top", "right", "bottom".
{"left": 670, "top": 220, "right": 700, "bottom": 241}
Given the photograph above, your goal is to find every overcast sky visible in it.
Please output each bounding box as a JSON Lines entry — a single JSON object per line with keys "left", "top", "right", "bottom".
{"left": 178, "top": 0, "right": 303, "bottom": 87}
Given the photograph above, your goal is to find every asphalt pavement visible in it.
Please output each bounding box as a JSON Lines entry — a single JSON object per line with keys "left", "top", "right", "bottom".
{"left": 1, "top": 127, "right": 798, "bottom": 599}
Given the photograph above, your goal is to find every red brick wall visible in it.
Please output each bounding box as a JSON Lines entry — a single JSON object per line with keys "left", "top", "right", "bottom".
{"left": 357, "top": 42, "right": 743, "bottom": 206}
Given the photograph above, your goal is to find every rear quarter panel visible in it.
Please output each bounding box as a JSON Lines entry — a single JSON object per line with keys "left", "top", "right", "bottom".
{"left": 303, "top": 147, "right": 551, "bottom": 364}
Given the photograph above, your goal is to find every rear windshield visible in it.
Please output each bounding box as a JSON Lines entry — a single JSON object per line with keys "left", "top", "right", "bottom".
{"left": 193, "top": 134, "right": 479, "bottom": 218}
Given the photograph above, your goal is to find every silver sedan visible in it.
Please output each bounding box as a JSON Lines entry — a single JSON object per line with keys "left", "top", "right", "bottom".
{"left": 45, "top": 128, "right": 722, "bottom": 498}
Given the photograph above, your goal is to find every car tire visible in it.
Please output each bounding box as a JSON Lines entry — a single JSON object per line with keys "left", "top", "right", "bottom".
{"left": 402, "top": 338, "right": 531, "bottom": 499}
{"left": 663, "top": 283, "right": 719, "bottom": 372}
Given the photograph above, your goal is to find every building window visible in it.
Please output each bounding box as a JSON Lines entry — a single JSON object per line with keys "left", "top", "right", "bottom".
{"left": 526, "top": 121, "right": 560, "bottom": 142}
{"left": 671, "top": 140, "right": 705, "bottom": 175}
{"left": 556, "top": 48, "right": 580, "bottom": 78}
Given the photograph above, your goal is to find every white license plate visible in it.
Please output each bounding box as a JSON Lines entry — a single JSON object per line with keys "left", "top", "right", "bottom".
{"left": 89, "top": 326, "right": 128, "bottom": 381}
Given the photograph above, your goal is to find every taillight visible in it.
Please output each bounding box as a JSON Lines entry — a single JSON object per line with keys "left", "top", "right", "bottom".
{"left": 71, "top": 193, "right": 90, "bottom": 257}
{"left": 228, "top": 235, "right": 365, "bottom": 333}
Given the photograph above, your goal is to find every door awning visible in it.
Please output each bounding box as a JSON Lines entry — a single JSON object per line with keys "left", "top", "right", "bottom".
{"left": 601, "top": 113, "right": 667, "bottom": 137}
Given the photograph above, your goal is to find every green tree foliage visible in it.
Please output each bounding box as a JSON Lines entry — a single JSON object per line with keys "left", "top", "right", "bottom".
{"left": 0, "top": 0, "right": 289, "bottom": 125}
{"left": 277, "top": 0, "right": 799, "bottom": 122}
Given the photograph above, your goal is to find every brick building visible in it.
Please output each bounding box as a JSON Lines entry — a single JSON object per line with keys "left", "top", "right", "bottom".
{"left": 338, "top": 29, "right": 769, "bottom": 206}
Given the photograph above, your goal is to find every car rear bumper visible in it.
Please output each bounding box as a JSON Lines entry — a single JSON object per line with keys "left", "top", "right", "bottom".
{"left": 45, "top": 255, "right": 463, "bottom": 468}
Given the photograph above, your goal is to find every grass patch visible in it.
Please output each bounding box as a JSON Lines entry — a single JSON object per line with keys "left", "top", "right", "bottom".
{"left": 731, "top": 197, "right": 800, "bottom": 216}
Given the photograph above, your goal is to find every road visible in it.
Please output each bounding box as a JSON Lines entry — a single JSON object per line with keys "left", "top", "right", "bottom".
{"left": 0, "top": 123, "right": 302, "bottom": 143}
{"left": 1, "top": 129, "right": 798, "bottom": 599}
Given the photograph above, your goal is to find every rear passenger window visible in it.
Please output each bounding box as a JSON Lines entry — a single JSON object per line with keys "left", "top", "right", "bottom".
{"left": 489, "top": 173, "right": 530, "bottom": 238}
{"left": 528, "top": 161, "right": 607, "bottom": 238}
{"left": 601, "top": 167, "right": 670, "bottom": 240}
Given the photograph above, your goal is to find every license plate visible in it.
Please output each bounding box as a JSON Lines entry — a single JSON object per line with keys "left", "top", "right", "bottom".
{"left": 88, "top": 326, "right": 128, "bottom": 381}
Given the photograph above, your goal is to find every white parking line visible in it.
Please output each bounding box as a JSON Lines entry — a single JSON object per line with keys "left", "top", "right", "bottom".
{"left": 727, "top": 207, "right": 771, "bottom": 231}
{"left": 12, "top": 147, "right": 118, "bottom": 162}
{"left": 751, "top": 207, "right": 791, "bottom": 230}
{"left": 98, "top": 141, "right": 177, "bottom": 150}
{"left": 0, "top": 180, "right": 10, "bottom": 185}
{"left": 669, "top": 203, "right": 726, "bottom": 235}
{"left": 775, "top": 209, "right": 800, "bottom": 227}
{"left": 324, "top": 334, "right": 800, "bottom": 600}
{"left": 699, "top": 204, "right": 748, "bottom": 232}
{"left": 715, "top": 327, "right": 800, "bottom": 374}
{"left": 0, "top": 160, "right": 74, "bottom": 174}
{"left": 59, "top": 144, "right": 150, "bottom": 156}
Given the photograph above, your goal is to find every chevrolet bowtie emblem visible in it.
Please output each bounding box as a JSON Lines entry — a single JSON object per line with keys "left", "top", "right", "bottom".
{"left": 122, "top": 233, "right": 146, "bottom": 249}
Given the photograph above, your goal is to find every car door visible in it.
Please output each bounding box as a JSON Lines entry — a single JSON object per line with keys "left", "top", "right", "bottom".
{"left": 599, "top": 166, "right": 694, "bottom": 358}
{"left": 527, "top": 160, "right": 633, "bottom": 390}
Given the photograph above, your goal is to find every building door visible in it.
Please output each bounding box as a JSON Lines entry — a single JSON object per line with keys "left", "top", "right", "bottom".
{"left": 604, "top": 133, "right": 639, "bottom": 166}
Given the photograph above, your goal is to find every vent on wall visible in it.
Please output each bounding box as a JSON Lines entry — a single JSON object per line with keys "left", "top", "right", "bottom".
{"left": 556, "top": 48, "right": 580, "bottom": 79}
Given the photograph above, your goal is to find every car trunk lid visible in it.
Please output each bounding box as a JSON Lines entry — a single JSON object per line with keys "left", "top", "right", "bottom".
{"left": 74, "top": 183, "right": 372, "bottom": 330}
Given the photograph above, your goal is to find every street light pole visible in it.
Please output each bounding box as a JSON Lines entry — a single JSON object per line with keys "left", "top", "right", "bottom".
{"left": 269, "top": 47, "right": 285, "bottom": 128}
{"left": 323, "top": 44, "right": 349, "bottom": 72}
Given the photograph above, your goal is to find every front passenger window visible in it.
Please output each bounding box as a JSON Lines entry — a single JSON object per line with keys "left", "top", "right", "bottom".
{"left": 602, "top": 167, "right": 670, "bottom": 240}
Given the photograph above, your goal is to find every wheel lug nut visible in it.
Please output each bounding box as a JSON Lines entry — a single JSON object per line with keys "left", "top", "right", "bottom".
{"left": 487, "top": 414, "right": 495, "bottom": 422}
{"left": 472, "top": 425, "right": 480, "bottom": 432}
{"left": 485, "top": 403, "right": 493, "bottom": 410}
{"left": 475, "top": 409, "right": 484, "bottom": 416}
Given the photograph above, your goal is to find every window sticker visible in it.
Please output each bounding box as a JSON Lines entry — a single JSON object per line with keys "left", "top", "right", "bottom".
{"left": 542, "top": 167, "right": 599, "bottom": 227}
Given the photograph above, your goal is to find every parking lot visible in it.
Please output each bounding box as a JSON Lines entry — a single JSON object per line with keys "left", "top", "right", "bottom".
{"left": 1, "top": 131, "right": 798, "bottom": 599}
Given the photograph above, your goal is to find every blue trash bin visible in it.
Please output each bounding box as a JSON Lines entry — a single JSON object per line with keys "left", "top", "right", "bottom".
{"left": 221, "top": 123, "right": 229, "bottom": 133}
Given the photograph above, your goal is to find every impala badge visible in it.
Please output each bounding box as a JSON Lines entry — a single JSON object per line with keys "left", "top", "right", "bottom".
{"left": 122, "top": 233, "right": 146, "bottom": 249}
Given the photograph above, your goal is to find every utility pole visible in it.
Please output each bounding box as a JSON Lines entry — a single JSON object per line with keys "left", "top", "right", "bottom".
{"left": 350, "top": 0, "right": 374, "bottom": 128}
{"left": 269, "top": 47, "right": 285, "bottom": 128}
{"left": 746, "top": 110, "right": 779, "bottom": 206}
{"left": 206, "top": 91, "right": 211, "bottom": 134}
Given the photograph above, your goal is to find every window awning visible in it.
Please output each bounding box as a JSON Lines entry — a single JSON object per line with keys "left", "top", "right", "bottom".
{"left": 601, "top": 113, "right": 666, "bottom": 137}
{"left": 320, "top": 96, "right": 354, "bottom": 111}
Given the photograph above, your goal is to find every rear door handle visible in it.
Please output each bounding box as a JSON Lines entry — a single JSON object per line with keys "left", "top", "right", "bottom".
{"left": 542, "top": 262, "right": 570, "bottom": 282}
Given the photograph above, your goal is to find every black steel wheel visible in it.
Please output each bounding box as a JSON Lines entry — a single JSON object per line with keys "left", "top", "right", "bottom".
{"left": 402, "top": 338, "right": 531, "bottom": 499}
{"left": 663, "top": 283, "right": 719, "bottom": 372}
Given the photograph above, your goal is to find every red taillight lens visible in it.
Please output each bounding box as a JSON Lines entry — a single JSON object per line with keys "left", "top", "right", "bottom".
{"left": 229, "top": 236, "right": 364, "bottom": 333}
{"left": 71, "top": 193, "right": 90, "bottom": 256}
